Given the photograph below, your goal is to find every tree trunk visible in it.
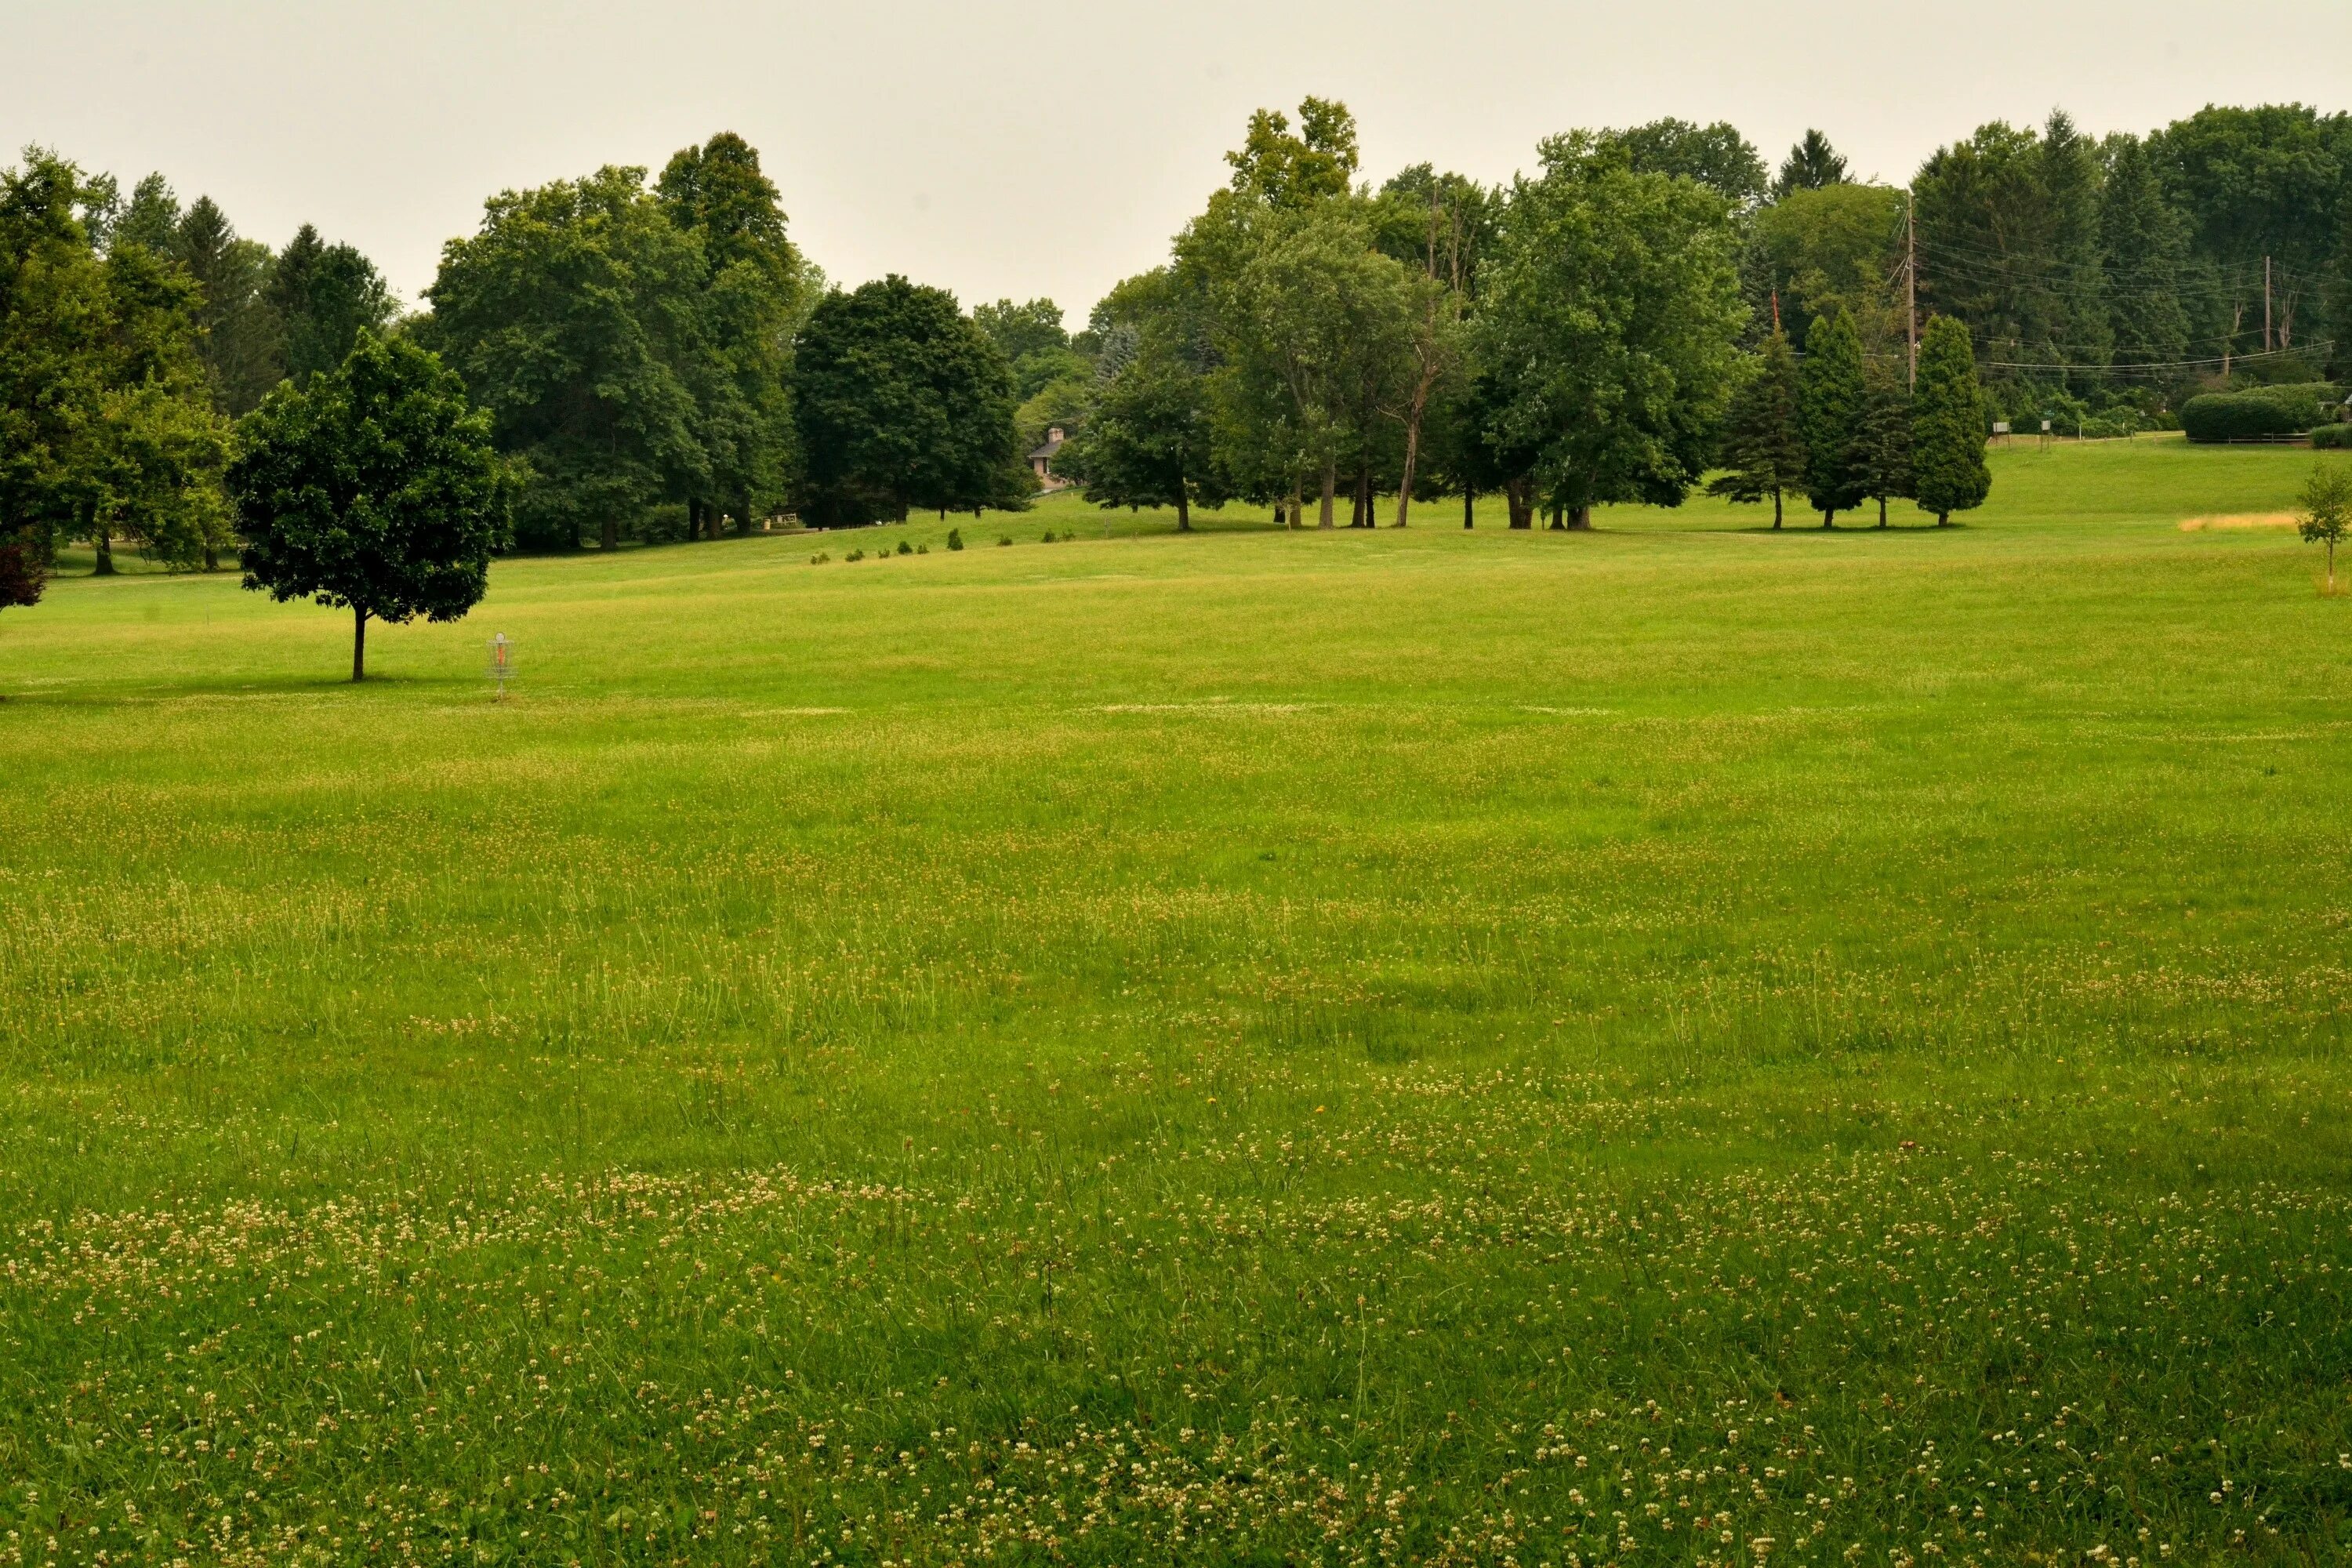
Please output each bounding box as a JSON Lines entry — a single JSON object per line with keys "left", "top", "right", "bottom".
{"left": 1771, "top": 488, "right": 1784, "bottom": 529}
{"left": 1291, "top": 474, "right": 1305, "bottom": 530}
{"left": 688, "top": 498, "right": 702, "bottom": 540}
{"left": 1176, "top": 489, "right": 1191, "bottom": 533}
{"left": 351, "top": 606, "right": 368, "bottom": 683}
{"left": 1463, "top": 488, "right": 1474, "bottom": 529}
{"left": 1820, "top": 507, "right": 1835, "bottom": 529}
{"left": 1548, "top": 500, "right": 1564, "bottom": 530}
{"left": 1878, "top": 495, "right": 1888, "bottom": 528}
{"left": 601, "top": 514, "right": 619, "bottom": 550}
{"left": 1319, "top": 456, "right": 1337, "bottom": 529}
{"left": 1566, "top": 503, "right": 1592, "bottom": 530}
{"left": 2329, "top": 538, "right": 2336, "bottom": 594}
{"left": 202, "top": 543, "right": 219, "bottom": 572}
{"left": 1356, "top": 463, "right": 1372, "bottom": 528}
{"left": 1506, "top": 477, "right": 1531, "bottom": 529}
{"left": 1936, "top": 510, "right": 1950, "bottom": 527}
{"left": 93, "top": 524, "right": 114, "bottom": 576}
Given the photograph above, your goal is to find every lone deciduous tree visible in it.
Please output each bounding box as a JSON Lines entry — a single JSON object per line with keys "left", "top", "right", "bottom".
{"left": 229, "top": 333, "right": 508, "bottom": 681}
{"left": 1911, "top": 315, "right": 1991, "bottom": 527}
{"left": 2297, "top": 462, "right": 2352, "bottom": 595}
{"left": 1708, "top": 328, "right": 1807, "bottom": 528}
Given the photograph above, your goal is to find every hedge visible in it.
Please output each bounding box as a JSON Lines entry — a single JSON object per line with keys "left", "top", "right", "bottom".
{"left": 2314, "top": 423, "right": 2352, "bottom": 450}
{"left": 2183, "top": 383, "right": 2344, "bottom": 442}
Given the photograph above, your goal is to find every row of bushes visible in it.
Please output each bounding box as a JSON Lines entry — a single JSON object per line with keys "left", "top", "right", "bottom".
{"left": 2182, "top": 383, "right": 2346, "bottom": 442}
{"left": 2315, "top": 424, "right": 2352, "bottom": 449}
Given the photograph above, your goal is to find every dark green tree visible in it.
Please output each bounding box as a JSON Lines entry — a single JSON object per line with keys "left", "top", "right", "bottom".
{"left": 270, "top": 224, "right": 398, "bottom": 385}
{"left": 1856, "top": 358, "right": 1915, "bottom": 528}
{"left": 1798, "top": 309, "right": 1867, "bottom": 526}
{"left": 422, "top": 168, "right": 707, "bottom": 550}
{"left": 791, "top": 277, "right": 1022, "bottom": 525}
{"left": 2151, "top": 103, "right": 2352, "bottom": 360}
{"left": 113, "top": 173, "right": 180, "bottom": 254}
{"left": 0, "top": 149, "right": 108, "bottom": 580}
{"left": 1479, "top": 134, "right": 1746, "bottom": 528}
{"left": 175, "top": 196, "right": 282, "bottom": 414}
{"left": 1773, "top": 130, "right": 1849, "bottom": 200}
{"left": 1708, "top": 328, "right": 1807, "bottom": 528}
{"left": 1911, "top": 315, "right": 1990, "bottom": 526}
{"left": 229, "top": 332, "right": 508, "bottom": 681}
{"left": 1058, "top": 336, "right": 1217, "bottom": 531}
{"left": 656, "top": 132, "right": 803, "bottom": 539}
{"left": 2100, "top": 136, "right": 2193, "bottom": 372}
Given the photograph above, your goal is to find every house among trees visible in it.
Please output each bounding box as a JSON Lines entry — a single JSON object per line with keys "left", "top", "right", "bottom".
{"left": 1029, "top": 426, "right": 1069, "bottom": 489}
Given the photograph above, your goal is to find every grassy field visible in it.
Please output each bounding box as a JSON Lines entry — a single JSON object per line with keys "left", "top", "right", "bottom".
{"left": 5, "top": 436, "right": 2352, "bottom": 1568}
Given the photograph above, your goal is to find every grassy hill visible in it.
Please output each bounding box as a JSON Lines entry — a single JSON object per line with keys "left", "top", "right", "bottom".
{"left": 5, "top": 437, "right": 2351, "bottom": 1566}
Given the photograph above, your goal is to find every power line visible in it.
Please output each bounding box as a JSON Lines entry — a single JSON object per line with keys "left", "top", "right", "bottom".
{"left": 1980, "top": 342, "right": 2333, "bottom": 375}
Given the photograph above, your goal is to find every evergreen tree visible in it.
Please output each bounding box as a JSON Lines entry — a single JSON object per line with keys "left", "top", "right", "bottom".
{"left": 1707, "top": 328, "right": 1807, "bottom": 528}
{"left": 271, "top": 225, "right": 399, "bottom": 385}
{"left": 113, "top": 173, "right": 180, "bottom": 255}
{"left": 1798, "top": 309, "right": 1867, "bottom": 526}
{"left": 1773, "top": 130, "right": 1849, "bottom": 201}
{"left": 1912, "top": 316, "right": 1990, "bottom": 526}
{"left": 2038, "top": 111, "right": 2110, "bottom": 378}
{"left": 2100, "top": 136, "right": 2192, "bottom": 372}
{"left": 174, "top": 196, "right": 283, "bottom": 415}
{"left": 1856, "top": 359, "right": 1915, "bottom": 528}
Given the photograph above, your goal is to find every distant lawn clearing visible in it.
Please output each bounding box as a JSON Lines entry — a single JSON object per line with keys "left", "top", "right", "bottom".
{"left": 5, "top": 437, "right": 2352, "bottom": 1566}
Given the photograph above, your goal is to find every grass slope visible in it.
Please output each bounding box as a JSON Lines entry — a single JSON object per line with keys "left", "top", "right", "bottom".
{"left": 4, "top": 438, "right": 2352, "bottom": 1566}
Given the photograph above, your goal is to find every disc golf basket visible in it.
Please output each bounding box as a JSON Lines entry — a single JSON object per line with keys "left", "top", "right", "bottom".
{"left": 486, "top": 633, "right": 515, "bottom": 699}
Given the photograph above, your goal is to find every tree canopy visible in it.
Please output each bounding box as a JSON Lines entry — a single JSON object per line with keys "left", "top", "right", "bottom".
{"left": 791, "top": 276, "right": 1022, "bottom": 525}
{"left": 229, "top": 332, "right": 508, "bottom": 680}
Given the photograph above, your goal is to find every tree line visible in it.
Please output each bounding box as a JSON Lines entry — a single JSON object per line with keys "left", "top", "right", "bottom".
{"left": 4, "top": 97, "right": 2350, "bottom": 629}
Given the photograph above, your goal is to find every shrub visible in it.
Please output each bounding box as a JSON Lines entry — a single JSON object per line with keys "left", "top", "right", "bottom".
{"left": 916, "top": 543, "right": 929, "bottom": 554}
{"left": 846, "top": 548, "right": 866, "bottom": 562}
{"left": 998, "top": 535, "right": 1012, "bottom": 546}
{"left": 897, "top": 540, "right": 913, "bottom": 556}
{"left": 2183, "top": 384, "right": 2342, "bottom": 442}
{"left": 2313, "top": 423, "right": 2352, "bottom": 450}
{"left": 1040, "top": 530, "right": 1057, "bottom": 543}
{"left": 809, "top": 552, "right": 830, "bottom": 564}
{"left": 947, "top": 528, "right": 964, "bottom": 551}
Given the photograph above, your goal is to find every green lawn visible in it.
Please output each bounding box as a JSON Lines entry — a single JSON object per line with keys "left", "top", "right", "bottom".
{"left": 5, "top": 437, "right": 2352, "bottom": 1567}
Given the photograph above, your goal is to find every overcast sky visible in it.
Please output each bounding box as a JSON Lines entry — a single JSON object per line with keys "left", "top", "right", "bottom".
{"left": 5, "top": 1, "right": 2348, "bottom": 323}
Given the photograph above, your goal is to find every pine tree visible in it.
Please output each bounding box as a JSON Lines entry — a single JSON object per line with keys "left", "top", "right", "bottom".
{"left": 2100, "top": 137, "right": 2191, "bottom": 372}
{"left": 1856, "top": 359, "right": 1914, "bottom": 528}
{"left": 1912, "top": 316, "right": 1990, "bottom": 526}
{"left": 1707, "top": 328, "right": 1807, "bottom": 528}
{"left": 1798, "top": 310, "right": 1867, "bottom": 526}
{"left": 1773, "top": 130, "right": 1849, "bottom": 201}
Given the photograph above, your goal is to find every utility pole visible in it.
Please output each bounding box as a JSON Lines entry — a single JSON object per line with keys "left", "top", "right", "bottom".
{"left": 1906, "top": 191, "right": 1918, "bottom": 390}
